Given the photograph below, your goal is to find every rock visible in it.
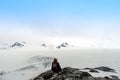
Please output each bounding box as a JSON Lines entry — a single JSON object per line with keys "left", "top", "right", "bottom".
{"left": 80, "top": 72, "right": 92, "bottom": 79}
{"left": 33, "top": 67, "right": 92, "bottom": 80}
{"left": 94, "top": 66, "right": 116, "bottom": 72}
{"left": 56, "top": 42, "right": 69, "bottom": 49}
{"left": 34, "top": 77, "right": 44, "bottom": 80}
{"left": 41, "top": 44, "right": 46, "bottom": 47}
{"left": 94, "top": 77, "right": 107, "bottom": 80}
{"left": 10, "top": 42, "right": 25, "bottom": 48}
{"left": 84, "top": 68, "right": 99, "bottom": 73}
{"left": 60, "top": 67, "right": 79, "bottom": 75}
{"left": 110, "top": 75, "right": 119, "bottom": 79}
{"left": 33, "top": 67, "right": 119, "bottom": 80}
{"left": 104, "top": 76, "right": 111, "bottom": 80}
{"left": 89, "top": 69, "right": 99, "bottom": 73}
{"left": 35, "top": 70, "right": 54, "bottom": 80}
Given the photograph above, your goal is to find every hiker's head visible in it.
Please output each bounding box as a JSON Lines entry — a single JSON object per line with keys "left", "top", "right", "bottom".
{"left": 53, "top": 58, "right": 58, "bottom": 63}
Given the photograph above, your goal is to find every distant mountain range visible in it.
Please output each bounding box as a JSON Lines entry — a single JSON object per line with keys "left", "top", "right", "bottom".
{"left": 0, "top": 42, "right": 74, "bottom": 50}
{"left": 0, "top": 42, "right": 26, "bottom": 50}
{"left": 41, "top": 42, "right": 73, "bottom": 49}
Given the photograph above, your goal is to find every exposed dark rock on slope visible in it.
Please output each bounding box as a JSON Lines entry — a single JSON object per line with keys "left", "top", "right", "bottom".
{"left": 94, "top": 66, "right": 116, "bottom": 72}
{"left": 84, "top": 68, "right": 99, "bottom": 73}
{"left": 41, "top": 44, "right": 47, "bottom": 47}
{"left": 56, "top": 43, "right": 69, "bottom": 49}
{"left": 32, "top": 67, "right": 119, "bottom": 80}
{"left": 83, "top": 66, "right": 116, "bottom": 73}
{"left": 10, "top": 42, "right": 25, "bottom": 48}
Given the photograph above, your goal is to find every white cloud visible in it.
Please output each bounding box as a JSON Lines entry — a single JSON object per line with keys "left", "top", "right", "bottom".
{"left": 0, "top": 20, "right": 120, "bottom": 48}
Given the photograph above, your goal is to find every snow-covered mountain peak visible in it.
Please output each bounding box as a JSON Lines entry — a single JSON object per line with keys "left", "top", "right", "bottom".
{"left": 10, "top": 42, "right": 26, "bottom": 48}
{"left": 56, "top": 42, "right": 72, "bottom": 49}
{"left": 41, "top": 43, "right": 47, "bottom": 47}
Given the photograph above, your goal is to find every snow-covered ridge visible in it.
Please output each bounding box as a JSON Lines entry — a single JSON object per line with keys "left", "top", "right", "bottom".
{"left": 0, "top": 42, "right": 26, "bottom": 50}
{"left": 0, "top": 56, "right": 53, "bottom": 80}
{"left": 0, "top": 55, "right": 119, "bottom": 80}
{"left": 0, "top": 49, "right": 120, "bottom": 80}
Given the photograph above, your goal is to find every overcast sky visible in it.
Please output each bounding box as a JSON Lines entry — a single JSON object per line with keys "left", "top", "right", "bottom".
{"left": 0, "top": 0, "right": 120, "bottom": 48}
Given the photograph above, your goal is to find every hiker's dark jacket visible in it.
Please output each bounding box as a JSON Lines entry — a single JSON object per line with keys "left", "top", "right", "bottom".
{"left": 51, "top": 62, "right": 61, "bottom": 73}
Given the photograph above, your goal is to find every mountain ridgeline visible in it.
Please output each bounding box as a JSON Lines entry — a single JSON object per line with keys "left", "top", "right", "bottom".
{"left": 0, "top": 42, "right": 73, "bottom": 50}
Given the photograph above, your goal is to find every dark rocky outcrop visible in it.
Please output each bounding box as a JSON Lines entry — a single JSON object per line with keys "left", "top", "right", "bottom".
{"left": 110, "top": 75, "right": 119, "bottom": 80}
{"left": 32, "top": 67, "right": 119, "bottom": 80}
{"left": 33, "top": 67, "right": 92, "bottom": 80}
{"left": 84, "top": 68, "right": 99, "bottom": 73}
{"left": 94, "top": 66, "right": 116, "bottom": 72}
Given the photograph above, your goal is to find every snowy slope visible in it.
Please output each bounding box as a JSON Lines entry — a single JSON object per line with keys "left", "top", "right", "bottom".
{"left": 0, "top": 41, "right": 120, "bottom": 80}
